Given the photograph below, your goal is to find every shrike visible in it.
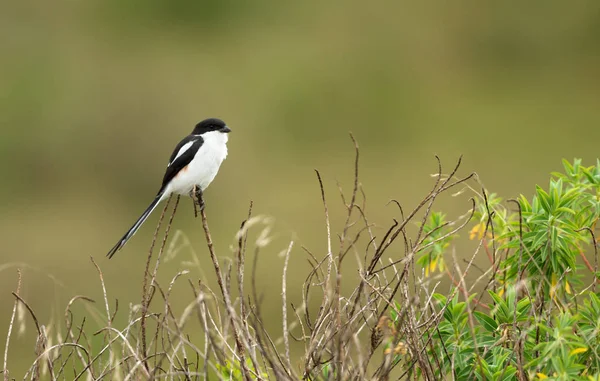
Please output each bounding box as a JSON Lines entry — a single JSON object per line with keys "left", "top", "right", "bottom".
{"left": 107, "top": 118, "right": 230, "bottom": 258}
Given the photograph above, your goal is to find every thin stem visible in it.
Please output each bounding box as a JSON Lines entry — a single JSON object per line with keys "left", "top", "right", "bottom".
{"left": 140, "top": 194, "right": 172, "bottom": 372}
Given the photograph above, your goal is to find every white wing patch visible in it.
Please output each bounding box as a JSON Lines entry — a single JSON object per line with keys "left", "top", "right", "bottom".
{"left": 169, "top": 140, "right": 195, "bottom": 166}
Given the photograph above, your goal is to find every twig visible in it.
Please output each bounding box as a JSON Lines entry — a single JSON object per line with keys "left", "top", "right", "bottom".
{"left": 198, "top": 194, "right": 255, "bottom": 381}
{"left": 282, "top": 240, "right": 294, "bottom": 372}
{"left": 140, "top": 194, "right": 173, "bottom": 372}
{"left": 64, "top": 297, "right": 96, "bottom": 380}
{"left": 314, "top": 170, "right": 333, "bottom": 290}
{"left": 3, "top": 269, "right": 21, "bottom": 381}
{"left": 11, "top": 293, "right": 41, "bottom": 337}
{"left": 576, "top": 227, "right": 599, "bottom": 289}
{"left": 481, "top": 189, "right": 497, "bottom": 293}
{"left": 237, "top": 201, "right": 254, "bottom": 353}
{"left": 452, "top": 250, "right": 483, "bottom": 381}
{"left": 11, "top": 292, "right": 57, "bottom": 380}
{"left": 90, "top": 257, "right": 111, "bottom": 326}
{"left": 335, "top": 133, "right": 360, "bottom": 380}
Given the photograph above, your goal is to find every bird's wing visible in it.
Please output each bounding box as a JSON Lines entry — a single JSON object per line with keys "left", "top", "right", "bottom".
{"left": 168, "top": 135, "right": 197, "bottom": 165}
{"left": 161, "top": 135, "right": 204, "bottom": 188}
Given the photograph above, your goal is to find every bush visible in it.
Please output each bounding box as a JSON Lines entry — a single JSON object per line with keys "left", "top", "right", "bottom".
{"left": 3, "top": 137, "right": 600, "bottom": 380}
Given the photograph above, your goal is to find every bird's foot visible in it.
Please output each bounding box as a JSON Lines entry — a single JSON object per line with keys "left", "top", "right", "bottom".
{"left": 192, "top": 197, "right": 198, "bottom": 218}
{"left": 191, "top": 185, "right": 205, "bottom": 217}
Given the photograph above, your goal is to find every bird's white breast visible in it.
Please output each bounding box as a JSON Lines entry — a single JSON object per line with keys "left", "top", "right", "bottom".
{"left": 167, "top": 131, "right": 228, "bottom": 196}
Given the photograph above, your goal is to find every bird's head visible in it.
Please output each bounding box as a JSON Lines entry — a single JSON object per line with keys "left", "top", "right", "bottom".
{"left": 192, "top": 118, "right": 231, "bottom": 135}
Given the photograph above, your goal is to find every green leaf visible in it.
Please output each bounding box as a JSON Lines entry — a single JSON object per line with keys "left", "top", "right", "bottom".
{"left": 498, "top": 239, "right": 521, "bottom": 250}
{"left": 518, "top": 194, "right": 532, "bottom": 212}
{"left": 531, "top": 231, "right": 548, "bottom": 251}
{"left": 432, "top": 293, "right": 447, "bottom": 306}
{"left": 562, "top": 158, "right": 575, "bottom": 176}
{"left": 536, "top": 186, "right": 552, "bottom": 213}
{"left": 488, "top": 291, "right": 510, "bottom": 322}
{"left": 500, "top": 366, "right": 517, "bottom": 381}
{"left": 555, "top": 207, "right": 576, "bottom": 215}
{"left": 474, "top": 311, "right": 498, "bottom": 333}
{"left": 452, "top": 302, "right": 467, "bottom": 321}
{"left": 582, "top": 167, "right": 597, "bottom": 184}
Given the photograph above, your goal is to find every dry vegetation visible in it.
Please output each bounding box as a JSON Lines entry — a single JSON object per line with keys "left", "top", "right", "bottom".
{"left": 4, "top": 136, "right": 599, "bottom": 380}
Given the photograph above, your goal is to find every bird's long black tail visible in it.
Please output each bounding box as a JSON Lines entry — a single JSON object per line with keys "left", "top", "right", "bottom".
{"left": 107, "top": 191, "right": 165, "bottom": 258}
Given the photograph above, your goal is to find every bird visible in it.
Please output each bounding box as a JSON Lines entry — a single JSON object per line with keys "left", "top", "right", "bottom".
{"left": 106, "top": 118, "right": 231, "bottom": 258}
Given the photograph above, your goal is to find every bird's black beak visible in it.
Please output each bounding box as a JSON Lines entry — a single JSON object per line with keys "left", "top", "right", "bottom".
{"left": 220, "top": 126, "right": 231, "bottom": 133}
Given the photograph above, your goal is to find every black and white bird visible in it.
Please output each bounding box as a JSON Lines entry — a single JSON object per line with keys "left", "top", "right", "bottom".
{"left": 106, "top": 118, "right": 231, "bottom": 258}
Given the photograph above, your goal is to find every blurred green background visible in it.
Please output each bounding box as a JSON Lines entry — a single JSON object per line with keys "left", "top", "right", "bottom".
{"left": 1, "top": 0, "right": 600, "bottom": 374}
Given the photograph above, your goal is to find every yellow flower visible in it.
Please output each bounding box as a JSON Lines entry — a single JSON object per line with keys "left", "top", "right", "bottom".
{"left": 426, "top": 257, "right": 438, "bottom": 277}
{"left": 394, "top": 342, "right": 408, "bottom": 355}
{"left": 469, "top": 222, "right": 494, "bottom": 240}
{"left": 570, "top": 347, "right": 588, "bottom": 356}
{"left": 469, "top": 224, "right": 481, "bottom": 240}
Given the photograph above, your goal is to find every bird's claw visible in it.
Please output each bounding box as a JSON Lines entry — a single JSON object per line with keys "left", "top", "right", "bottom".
{"left": 191, "top": 185, "right": 205, "bottom": 217}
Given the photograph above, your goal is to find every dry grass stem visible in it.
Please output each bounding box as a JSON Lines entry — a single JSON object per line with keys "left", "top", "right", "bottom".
{"left": 5, "top": 135, "right": 529, "bottom": 380}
